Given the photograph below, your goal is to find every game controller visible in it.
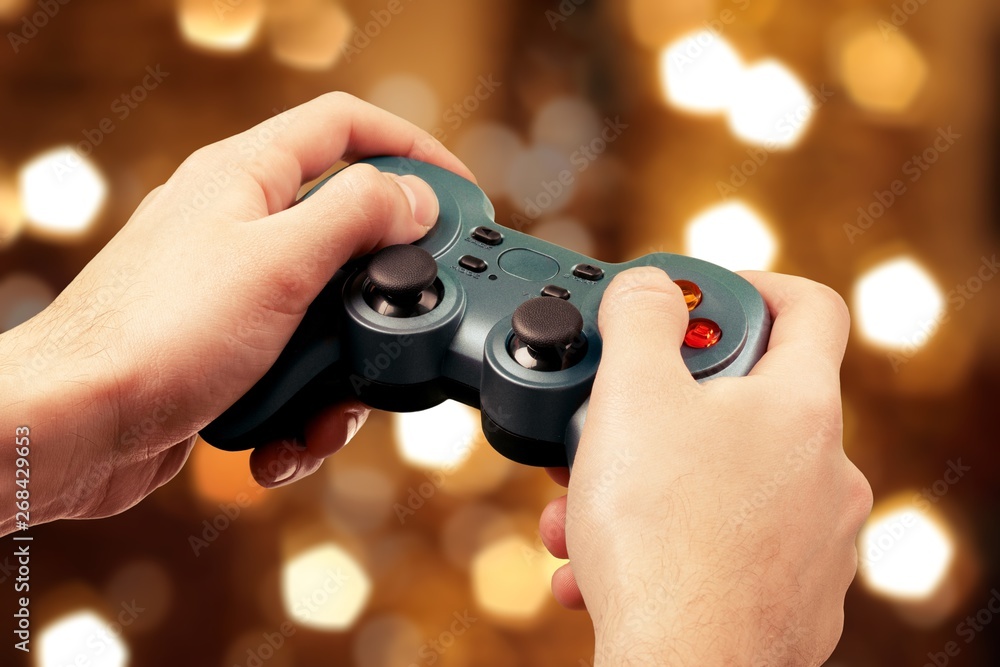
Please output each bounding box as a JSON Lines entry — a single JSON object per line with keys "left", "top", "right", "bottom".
{"left": 200, "top": 157, "right": 772, "bottom": 468}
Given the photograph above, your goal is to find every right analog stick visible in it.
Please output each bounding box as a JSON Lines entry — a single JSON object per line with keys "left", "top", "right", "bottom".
{"left": 509, "top": 298, "right": 587, "bottom": 371}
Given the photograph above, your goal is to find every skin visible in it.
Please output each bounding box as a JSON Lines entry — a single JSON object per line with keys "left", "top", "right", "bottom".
{"left": 540, "top": 269, "right": 873, "bottom": 665}
{"left": 0, "top": 93, "right": 871, "bottom": 664}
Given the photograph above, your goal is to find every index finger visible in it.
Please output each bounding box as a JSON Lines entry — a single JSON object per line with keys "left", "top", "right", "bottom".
{"left": 738, "top": 271, "right": 851, "bottom": 382}
{"left": 198, "top": 92, "right": 475, "bottom": 214}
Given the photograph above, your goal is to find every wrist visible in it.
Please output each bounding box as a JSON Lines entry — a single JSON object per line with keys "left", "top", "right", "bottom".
{"left": 0, "top": 319, "right": 122, "bottom": 530}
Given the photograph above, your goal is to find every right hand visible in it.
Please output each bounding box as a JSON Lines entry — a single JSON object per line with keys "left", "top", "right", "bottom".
{"left": 540, "top": 268, "right": 872, "bottom": 666}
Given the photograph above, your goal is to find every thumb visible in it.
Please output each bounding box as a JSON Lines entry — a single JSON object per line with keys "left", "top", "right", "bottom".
{"left": 256, "top": 163, "right": 440, "bottom": 289}
{"left": 595, "top": 267, "right": 696, "bottom": 397}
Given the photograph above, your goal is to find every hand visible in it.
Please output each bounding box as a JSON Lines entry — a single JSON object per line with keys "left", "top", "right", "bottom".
{"left": 0, "top": 92, "right": 473, "bottom": 533}
{"left": 539, "top": 268, "right": 872, "bottom": 666}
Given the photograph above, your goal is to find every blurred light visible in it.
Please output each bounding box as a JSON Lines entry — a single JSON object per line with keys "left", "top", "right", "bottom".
{"left": 530, "top": 217, "right": 596, "bottom": 257}
{"left": 19, "top": 147, "right": 107, "bottom": 237}
{"left": 104, "top": 561, "right": 173, "bottom": 635}
{"left": 627, "top": 0, "right": 712, "bottom": 49}
{"left": 531, "top": 97, "right": 600, "bottom": 156}
{"left": 394, "top": 401, "right": 479, "bottom": 470}
{"left": 0, "top": 0, "right": 29, "bottom": 20}
{"left": 840, "top": 27, "right": 927, "bottom": 114}
{"left": 659, "top": 30, "right": 744, "bottom": 114}
{"left": 859, "top": 505, "right": 954, "bottom": 599}
{"left": 727, "top": 60, "right": 814, "bottom": 149}
{"left": 267, "top": 0, "right": 352, "bottom": 70}
{"left": 282, "top": 542, "right": 371, "bottom": 631}
{"left": 442, "top": 505, "right": 515, "bottom": 570}
{"left": 454, "top": 124, "right": 523, "bottom": 199}
{"left": 328, "top": 465, "right": 395, "bottom": 532}
{"left": 0, "top": 174, "right": 23, "bottom": 246}
{"left": 353, "top": 615, "right": 424, "bottom": 667}
{"left": 39, "top": 611, "right": 129, "bottom": 667}
{"left": 854, "top": 257, "right": 944, "bottom": 351}
{"left": 506, "top": 146, "right": 576, "bottom": 218}
{"left": 189, "top": 438, "right": 268, "bottom": 507}
{"left": 367, "top": 74, "right": 440, "bottom": 132}
{"left": 685, "top": 202, "right": 777, "bottom": 271}
{"left": 471, "top": 534, "right": 556, "bottom": 621}
{"left": 0, "top": 273, "right": 54, "bottom": 333}
{"left": 177, "top": 0, "right": 264, "bottom": 52}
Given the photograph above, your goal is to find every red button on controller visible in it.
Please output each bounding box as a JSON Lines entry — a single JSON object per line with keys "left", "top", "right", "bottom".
{"left": 674, "top": 280, "right": 703, "bottom": 311}
{"left": 684, "top": 318, "right": 722, "bottom": 349}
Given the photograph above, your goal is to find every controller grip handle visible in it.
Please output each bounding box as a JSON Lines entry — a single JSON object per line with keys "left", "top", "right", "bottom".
{"left": 200, "top": 277, "right": 350, "bottom": 451}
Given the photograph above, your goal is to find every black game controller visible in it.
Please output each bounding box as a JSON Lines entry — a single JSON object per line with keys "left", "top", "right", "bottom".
{"left": 200, "top": 158, "right": 772, "bottom": 467}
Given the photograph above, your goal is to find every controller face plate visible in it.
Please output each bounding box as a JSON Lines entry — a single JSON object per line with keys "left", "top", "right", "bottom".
{"left": 200, "top": 157, "right": 772, "bottom": 467}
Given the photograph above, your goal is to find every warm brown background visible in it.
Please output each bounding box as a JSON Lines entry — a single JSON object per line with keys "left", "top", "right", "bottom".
{"left": 1, "top": 0, "right": 998, "bottom": 665}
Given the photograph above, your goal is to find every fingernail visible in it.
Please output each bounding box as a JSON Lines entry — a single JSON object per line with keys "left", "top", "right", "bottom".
{"left": 259, "top": 451, "right": 300, "bottom": 488}
{"left": 392, "top": 174, "right": 439, "bottom": 227}
{"left": 346, "top": 413, "right": 360, "bottom": 442}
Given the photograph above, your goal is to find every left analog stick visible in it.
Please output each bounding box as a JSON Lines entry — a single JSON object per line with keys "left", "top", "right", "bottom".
{"left": 364, "top": 245, "right": 441, "bottom": 317}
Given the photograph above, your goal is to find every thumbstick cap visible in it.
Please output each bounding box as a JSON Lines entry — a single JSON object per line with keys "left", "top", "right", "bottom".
{"left": 512, "top": 298, "right": 584, "bottom": 350}
{"left": 367, "top": 245, "right": 438, "bottom": 301}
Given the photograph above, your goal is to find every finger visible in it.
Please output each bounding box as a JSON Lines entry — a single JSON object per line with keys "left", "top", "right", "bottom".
{"left": 250, "top": 166, "right": 440, "bottom": 308}
{"left": 539, "top": 495, "right": 568, "bottom": 559}
{"left": 304, "top": 400, "right": 369, "bottom": 459}
{"left": 551, "top": 563, "right": 586, "bottom": 610}
{"left": 545, "top": 467, "right": 570, "bottom": 487}
{"left": 738, "top": 271, "right": 851, "bottom": 382}
{"left": 596, "top": 267, "right": 697, "bottom": 390}
{"left": 249, "top": 438, "right": 323, "bottom": 489}
{"left": 188, "top": 92, "right": 475, "bottom": 214}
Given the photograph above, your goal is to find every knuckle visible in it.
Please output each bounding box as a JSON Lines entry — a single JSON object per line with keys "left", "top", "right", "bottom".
{"left": 845, "top": 463, "right": 874, "bottom": 529}
{"left": 320, "top": 90, "right": 359, "bottom": 109}
{"left": 809, "top": 281, "right": 851, "bottom": 331}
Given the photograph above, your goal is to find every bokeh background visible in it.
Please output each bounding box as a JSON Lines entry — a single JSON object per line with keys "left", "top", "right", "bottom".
{"left": 1, "top": 0, "right": 999, "bottom": 665}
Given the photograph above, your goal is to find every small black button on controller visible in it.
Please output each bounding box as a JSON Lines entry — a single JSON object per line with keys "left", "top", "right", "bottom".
{"left": 364, "top": 245, "right": 441, "bottom": 317}
{"left": 509, "top": 298, "right": 588, "bottom": 371}
{"left": 471, "top": 226, "right": 503, "bottom": 246}
{"left": 572, "top": 263, "right": 605, "bottom": 281}
{"left": 540, "top": 285, "right": 571, "bottom": 300}
{"left": 459, "top": 255, "right": 488, "bottom": 273}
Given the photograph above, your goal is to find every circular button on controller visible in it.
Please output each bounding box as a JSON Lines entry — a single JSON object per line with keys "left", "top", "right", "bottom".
{"left": 684, "top": 318, "right": 723, "bottom": 349}
{"left": 509, "top": 297, "right": 587, "bottom": 371}
{"left": 674, "top": 280, "right": 703, "bottom": 311}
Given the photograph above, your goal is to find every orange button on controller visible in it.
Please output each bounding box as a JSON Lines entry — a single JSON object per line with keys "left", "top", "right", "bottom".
{"left": 684, "top": 318, "right": 722, "bottom": 349}
{"left": 674, "top": 280, "right": 703, "bottom": 311}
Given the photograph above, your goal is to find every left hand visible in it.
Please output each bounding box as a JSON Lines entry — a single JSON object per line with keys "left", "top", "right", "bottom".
{"left": 0, "top": 92, "right": 473, "bottom": 532}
